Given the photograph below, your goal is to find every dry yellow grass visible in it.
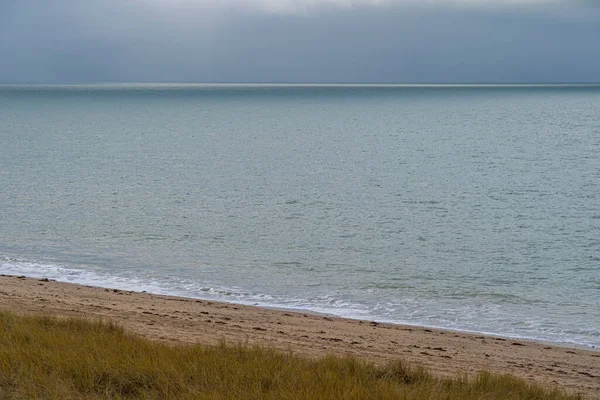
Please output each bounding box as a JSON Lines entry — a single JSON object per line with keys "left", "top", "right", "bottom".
{"left": 0, "top": 311, "right": 581, "bottom": 399}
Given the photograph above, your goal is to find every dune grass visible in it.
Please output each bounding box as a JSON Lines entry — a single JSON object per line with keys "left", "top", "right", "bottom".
{"left": 0, "top": 311, "right": 581, "bottom": 400}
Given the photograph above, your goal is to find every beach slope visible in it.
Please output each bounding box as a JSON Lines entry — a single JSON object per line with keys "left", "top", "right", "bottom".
{"left": 0, "top": 275, "right": 597, "bottom": 398}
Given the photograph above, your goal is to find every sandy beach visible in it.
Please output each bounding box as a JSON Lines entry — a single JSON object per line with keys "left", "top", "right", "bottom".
{"left": 0, "top": 274, "right": 598, "bottom": 398}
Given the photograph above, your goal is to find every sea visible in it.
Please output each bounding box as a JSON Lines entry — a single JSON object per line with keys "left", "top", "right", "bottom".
{"left": 1, "top": 84, "right": 598, "bottom": 348}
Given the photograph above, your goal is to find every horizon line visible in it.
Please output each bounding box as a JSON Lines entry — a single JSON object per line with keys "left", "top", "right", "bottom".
{"left": 2, "top": 82, "right": 600, "bottom": 88}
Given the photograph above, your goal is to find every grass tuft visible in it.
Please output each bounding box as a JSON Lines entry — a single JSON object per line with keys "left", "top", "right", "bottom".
{"left": 0, "top": 311, "right": 582, "bottom": 399}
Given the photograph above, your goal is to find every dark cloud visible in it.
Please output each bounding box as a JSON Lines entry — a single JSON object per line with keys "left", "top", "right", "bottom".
{"left": 0, "top": 0, "right": 599, "bottom": 83}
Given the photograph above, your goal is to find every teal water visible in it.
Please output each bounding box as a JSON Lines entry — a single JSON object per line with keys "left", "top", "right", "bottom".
{"left": 1, "top": 84, "right": 599, "bottom": 347}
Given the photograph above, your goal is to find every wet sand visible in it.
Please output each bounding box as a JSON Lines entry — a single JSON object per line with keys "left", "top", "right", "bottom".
{"left": 0, "top": 274, "right": 598, "bottom": 398}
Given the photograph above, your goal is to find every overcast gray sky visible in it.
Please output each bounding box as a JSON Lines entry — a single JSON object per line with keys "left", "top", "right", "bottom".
{"left": 1, "top": 0, "right": 599, "bottom": 83}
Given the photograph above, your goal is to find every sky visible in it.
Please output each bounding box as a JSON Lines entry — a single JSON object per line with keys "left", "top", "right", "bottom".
{"left": 1, "top": 0, "right": 599, "bottom": 83}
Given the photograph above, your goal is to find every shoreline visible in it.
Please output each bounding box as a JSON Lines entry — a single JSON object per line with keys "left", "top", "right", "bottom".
{"left": 2, "top": 257, "right": 596, "bottom": 351}
{"left": 0, "top": 274, "right": 598, "bottom": 398}
{"left": 262, "top": 305, "right": 598, "bottom": 353}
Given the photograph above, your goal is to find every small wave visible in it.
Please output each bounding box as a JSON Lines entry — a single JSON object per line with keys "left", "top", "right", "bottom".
{"left": 0, "top": 256, "right": 171, "bottom": 294}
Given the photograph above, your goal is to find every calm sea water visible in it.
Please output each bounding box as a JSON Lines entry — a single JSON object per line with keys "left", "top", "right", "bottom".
{"left": 1, "top": 84, "right": 599, "bottom": 347}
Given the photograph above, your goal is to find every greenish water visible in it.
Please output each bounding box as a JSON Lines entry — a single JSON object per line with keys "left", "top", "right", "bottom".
{"left": 1, "top": 84, "right": 599, "bottom": 347}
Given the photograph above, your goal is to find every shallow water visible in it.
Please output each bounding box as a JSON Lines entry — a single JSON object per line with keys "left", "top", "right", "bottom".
{"left": 1, "top": 84, "right": 599, "bottom": 347}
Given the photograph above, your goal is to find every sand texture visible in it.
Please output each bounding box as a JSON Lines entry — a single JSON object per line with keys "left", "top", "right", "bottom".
{"left": 0, "top": 275, "right": 598, "bottom": 398}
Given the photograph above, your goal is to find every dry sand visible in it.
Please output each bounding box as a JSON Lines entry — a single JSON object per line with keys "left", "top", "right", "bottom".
{"left": 0, "top": 274, "right": 598, "bottom": 398}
